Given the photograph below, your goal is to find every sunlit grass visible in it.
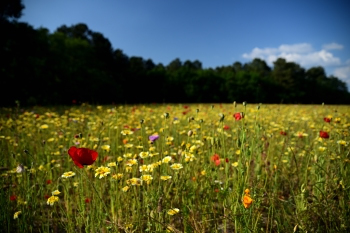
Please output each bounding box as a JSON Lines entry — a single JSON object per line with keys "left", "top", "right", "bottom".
{"left": 0, "top": 103, "right": 349, "bottom": 232}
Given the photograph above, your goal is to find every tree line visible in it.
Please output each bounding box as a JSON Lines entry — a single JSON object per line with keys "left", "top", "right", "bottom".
{"left": 1, "top": 1, "right": 349, "bottom": 106}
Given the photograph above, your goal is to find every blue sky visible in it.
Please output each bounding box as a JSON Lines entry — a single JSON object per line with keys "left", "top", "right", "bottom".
{"left": 21, "top": 0, "right": 350, "bottom": 89}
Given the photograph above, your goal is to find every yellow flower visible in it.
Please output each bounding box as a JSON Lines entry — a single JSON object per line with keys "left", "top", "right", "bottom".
{"left": 52, "top": 190, "right": 61, "bottom": 196}
{"left": 127, "top": 178, "right": 142, "bottom": 186}
{"left": 294, "top": 132, "right": 308, "bottom": 137}
{"left": 139, "top": 151, "right": 149, "bottom": 158}
{"left": 95, "top": 166, "right": 111, "bottom": 179}
{"left": 162, "top": 156, "right": 172, "bottom": 163}
{"left": 121, "top": 130, "right": 133, "bottom": 136}
{"left": 122, "top": 186, "right": 130, "bottom": 192}
{"left": 107, "top": 162, "right": 117, "bottom": 167}
{"left": 141, "top": 174, "right": 153, "bottom": 184}
{"left": 170, "top": 163, "right": 183, "bottom": 170}
{"left": 166, "top": 136, "right": 174, "bottom": 142}
{"left": 235, "top": 150, "right": 241, "bottom": 155}
{"left": 318, "top": 147, "right": 326, "bottom": 152}
{"left": 189, "top": 145, "right": 197, "bottom": 153}
{"left": 337, "top": 140, "right": 347, "bottom": 146}
{"left": 232, "top": 162, "right": 239, "bottom": 167}
{"left": 47, "top": 138, "right": 55, "bottom": 142}
{"left": 160, "top": 175, "right": 172, "bottom": 181}
{"left": 52, "top": 151, "right": 60, "bottom": 156}
{"left": 167, "top": 208, "right": 180, "bottom": 215}
{"left": 184, "top": 153, "right": 195, "bottom": 162}
{"left": 40, "top": 124, "right": 49, "bottom": 129}
{"left": 86, "top": 165, "right": 94, "bottom": 170}
{"left": 73, "top": 182, "right": 79, "bottom": 187}
{"left": 200, "top": 170, "right": 206, "bottom": 176}
{"left": 126, "top": 159, "right": 138, "bottom": 166}
{"left": 61, "top": 171, "right": 76, "bottom": 178}
{"left": 47, "top": 195, "right": 59, "bottom": 206}
{"left": 112, "top": 173, "right": 124, "bottom": 180}
{"left": 101, "top": 145, "right": 110, "bottom": 152}
{"left": 166, "top": 226, "right": 175, "bottom": 232}
{"left": 123, "top": 153, "right": 132, "bottom": 158}
{"left": 13, "top": 211, "right": 21, "bottom": 219}
{"left": 139, "top": 165, "right": 148, "bottom": 172}
{"left": 124, "top": 143, "right": 134, "bottom": 148}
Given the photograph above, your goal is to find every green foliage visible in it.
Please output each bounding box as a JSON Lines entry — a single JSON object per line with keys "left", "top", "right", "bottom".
{"left": 0, "top": 0, "right": 24, "bottom": 21}
{"left": 1, "top": 1, "right": 349, "bottom": 106}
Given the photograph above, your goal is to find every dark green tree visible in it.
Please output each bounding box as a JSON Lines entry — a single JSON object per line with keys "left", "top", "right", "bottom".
{"left": 272, "top": 58, "right": 306, "bottom": 103}
{"left": 0, "top": 0, "right": 24, "bottom": 22}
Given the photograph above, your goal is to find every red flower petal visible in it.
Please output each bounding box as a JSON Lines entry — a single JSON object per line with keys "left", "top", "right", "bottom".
{"left": 68, "top": 146, "right": 98, "bottom": 168}
{"left": 319, "top": 131, "right": 329, "bottom": 139}
{"left": 68, "top": 146, "right": 78, "bottom": 159}
{"left": 233, "top": 112, "right": 244, "bottom": 121}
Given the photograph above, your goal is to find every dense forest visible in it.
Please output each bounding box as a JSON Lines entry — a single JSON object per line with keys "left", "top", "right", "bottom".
{"left": 1, "top": 0, "right": 349, "bottom": 106}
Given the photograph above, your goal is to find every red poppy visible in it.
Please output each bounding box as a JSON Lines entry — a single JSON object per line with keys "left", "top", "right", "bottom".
{"left": 46, "top": 179, "right": 52, "bottom": 185}
{"left": 225, "top": 158, "right": 229, "bottom": 163}
{"left": 324, "top": 117, "right": 331, "bottom": 123}
{"left": 10, "top": 195, "right": 17, "bottom": 201}
{"left": 223, "top": 125, "right": 230, "bottom": 130}
{"left": 280, "top": 131, "right": 287, "bottom": 136}
{"left": 85, "top": 198, "right": 91, "bottom": 203}
{"left": 211, "top": 154, "right": 221, "bottom": 166}
{"left": 319, "top": 131, "right": 329, "bottom": 139}
{"left": 233, "top": 112, "right": 244, "bottom": 121}
{"left": 44, "top": 194, "right": 50, "bottom": 199}
{"left": 211, "top": 154, "right": 220, "bottom": 162}
{"left": 68, "top": 146, "right": 98, "bottom": 168}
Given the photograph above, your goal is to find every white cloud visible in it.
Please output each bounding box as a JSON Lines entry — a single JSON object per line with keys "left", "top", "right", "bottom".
{"left": 242, "top": 43, "right": 342, "bottom": 67}
{"left": 333, "top": 60, "right": 350, "bottom": 85}
{"left": 322, "top": 42, "right": 344, "bottom": 51}
{"left": 279, "top": 43, "right": 313, "bottom": 53}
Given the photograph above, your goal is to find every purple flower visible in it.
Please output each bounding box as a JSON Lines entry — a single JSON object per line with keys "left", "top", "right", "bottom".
{"left": 149, "top": 135, "right": 159, "bottom": 142}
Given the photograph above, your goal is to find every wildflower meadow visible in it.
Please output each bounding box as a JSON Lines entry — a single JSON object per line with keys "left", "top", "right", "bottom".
{"left": 1, "top": 103, "right": 349, "bottom": 232}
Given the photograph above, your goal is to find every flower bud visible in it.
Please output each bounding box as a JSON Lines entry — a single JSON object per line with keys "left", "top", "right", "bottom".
{"left": 187, "top": 130, "right": 193, "bottom": 137}
{"left": 219, "top": 113, "right": 225, "bottom": 122}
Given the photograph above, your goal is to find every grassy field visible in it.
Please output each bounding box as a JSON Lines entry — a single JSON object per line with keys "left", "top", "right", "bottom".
{"left": 0, "top": 103, "right": 349, "bottom": 233}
